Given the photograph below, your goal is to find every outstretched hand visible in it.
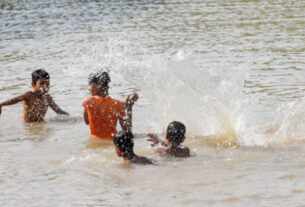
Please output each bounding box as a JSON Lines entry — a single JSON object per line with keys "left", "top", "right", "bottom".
{"left": 61, "top": 111, "right": 69, "bottom": 116}
{"left": 126, "top": 92, "right": 139, "bottom": 107}
{"left": 147, "top": 133, "right": 160, "bottom": 147}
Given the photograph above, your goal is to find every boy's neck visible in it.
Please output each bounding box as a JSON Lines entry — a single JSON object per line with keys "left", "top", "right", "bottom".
{"left": 123, "top": 151, "right": 136, "bottom": 161}
{"left": 95, "top": 90, "right": 109, "bottom": 97}
{"left": 169, "top": 143, "right": 181, "bottom": 149}
{"left": 33, "top": 90, "right": 47, "bottom": 96}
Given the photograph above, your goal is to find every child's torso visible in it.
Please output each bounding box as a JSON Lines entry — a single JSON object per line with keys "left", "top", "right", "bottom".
{"left": 85, "top": 96, "right": 124, "bottom": 139}
{"left": 23, "top": 92, "right": 48, "bottom": 122}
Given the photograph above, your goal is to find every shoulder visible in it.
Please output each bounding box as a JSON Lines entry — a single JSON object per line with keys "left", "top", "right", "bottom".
{"left": 181, "top": 145, "right": 190, "bottom": 151}
{"left": 134, "top": 156, "right": 154, "bottom": 165}
{"left": 109, "top": 97, "right": 124, "bottom": 107}
{"left": 166, "top": 146, "right": 190, "bottom": 157}
{"left": 23, "top": 91, "right": 33, "bottom": 96}
{"left": 22, "top": 91, "right": 34, "bottom": 99}
{"left": 178, "top": 146, "right": 190, "bottom": 157}
{"left": 83, "top": 96, "right": 94, "bottom": 105}
{"left": 41, "top": 93, "right": 55, "bottom": 103}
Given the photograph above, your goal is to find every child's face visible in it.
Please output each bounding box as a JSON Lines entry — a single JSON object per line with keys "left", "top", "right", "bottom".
{"left": 32, "top": 79, "right": 50, "bottom": 93}
{"left": 88, "top": 82, "right": 102, "bottom": 96}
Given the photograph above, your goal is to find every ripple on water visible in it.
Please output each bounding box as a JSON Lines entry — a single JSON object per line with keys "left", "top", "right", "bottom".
{"left": 1, "top": 0, "right": 305, "bottom": 206}
{"left": 221, "top": 196, "right": 240, "bottom": 203}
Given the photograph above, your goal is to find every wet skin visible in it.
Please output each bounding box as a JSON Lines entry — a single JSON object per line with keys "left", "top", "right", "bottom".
{"left": 0, "top": 79, "right": 69, "bottom": 122}
{"left": 84, "top": 81, "right": 138, "bottom": 131}
{"left": 115, "top": 146, "right": 154, "bottom": 165}
{"left": 147, "top": 134, "right": 190, "bottom": 157}
{"left": 155, "top": 146, "right": 190, "bottom": 158}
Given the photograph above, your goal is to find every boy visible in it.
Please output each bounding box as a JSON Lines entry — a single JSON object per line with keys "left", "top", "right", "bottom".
{"left": 0, "top": 69, "right": 69, "bottom": 122}
{"left": 114, "top": 131, "right": 154, "bottom": 165}
{"left": 83, "top": 71, "right": 138, "bottom": 140}
{"left": 147, "top": 121, "right": 190, "bottom": 157}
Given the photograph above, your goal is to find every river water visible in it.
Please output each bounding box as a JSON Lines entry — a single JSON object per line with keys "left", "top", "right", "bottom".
{"left": 1, "top": 0, "right": 305, "bottom": 206}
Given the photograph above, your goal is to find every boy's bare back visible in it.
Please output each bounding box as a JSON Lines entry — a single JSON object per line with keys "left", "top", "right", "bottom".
{"left": 155, "top": 146, "right": 190, "bottom": 158}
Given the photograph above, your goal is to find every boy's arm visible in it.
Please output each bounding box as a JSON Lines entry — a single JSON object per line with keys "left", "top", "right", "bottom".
{"left": 147, "top": 133, "right": 168, "bottom": 147}
{"left": 0, "top": 92, "right": 31, "bottom": 115}
{"left": 83, "top": 110, "right": 89, "bottom": 125}
{"left": 46, "top": 94, "right": 69, "bottom": 115}
{"left": 82, "top": 98, "right": 89, "bottom": 125}
{"left": 119, "top": 93, "right": 138, "bottom": 132}
{"left": 134, "top": 156, "right": 154, "bottom": 165}
{"left": 155, "top": 148, "right": 168, "bottom": 156}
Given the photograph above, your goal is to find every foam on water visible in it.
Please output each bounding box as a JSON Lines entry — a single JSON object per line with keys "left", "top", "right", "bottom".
{"left": 111, "top": 49, "right": 305, "bottom": 148}
{"left": 1, "top": 1, "right": 305, "bottom": 206}
{"left": 2, "top": 31, "right": 305, "bottom": 148}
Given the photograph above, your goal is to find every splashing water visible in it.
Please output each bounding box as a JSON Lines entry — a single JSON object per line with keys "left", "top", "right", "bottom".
{"left": 1, "top": 1, "right": 305, "bottom": 206}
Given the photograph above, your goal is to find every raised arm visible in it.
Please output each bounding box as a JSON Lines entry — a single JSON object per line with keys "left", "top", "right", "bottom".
{"left": 0, "top": 92, "right": 31, "bottom": 115}
{"left": 147, "top": 133, "right": 168, "bottom": 147}
{"left": 46, "top": 94, "right": 69, "bottom": 115}
{"left": 119, "top": 92, "right": 138, "bottom": 132}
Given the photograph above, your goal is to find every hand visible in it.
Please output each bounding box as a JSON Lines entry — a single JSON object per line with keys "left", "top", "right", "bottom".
{"left": 62, "top": 111, "right": 69, "bottom": 116}
{"left": 126, "top": 92, "right": 139, "bottom": 107}
{"left": 147, "top": 133, "right": 160, "bottom": 147}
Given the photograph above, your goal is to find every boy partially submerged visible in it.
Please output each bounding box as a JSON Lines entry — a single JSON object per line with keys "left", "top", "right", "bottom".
{"left": 147, "top": 121, "right": 190, "bottom": 157}
{"left": 114, "top": 131, "right": 154, "bottom": 165}
{"left": 0, "top": 69, "right": 69, "bottom": 122}
{"left": 83, "top": 71, "right": 138, "bottom": 140}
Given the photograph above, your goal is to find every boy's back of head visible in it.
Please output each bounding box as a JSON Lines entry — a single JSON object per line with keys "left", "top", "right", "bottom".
{"left": 88, "top": 71, "right": 111, "bottom": 90}
{"left": 114, "top": 131, "right": 134, "bottom": 156}
{"left": 32, "top": 69, "right": 50, "bottom": 84}
{"left": 167, "top": 121, "right": 186, "bottom": 145}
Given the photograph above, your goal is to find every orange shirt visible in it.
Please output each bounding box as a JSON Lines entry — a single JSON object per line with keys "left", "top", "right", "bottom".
{"left": 83, "top": 96, "right": 126, "bottom": 140}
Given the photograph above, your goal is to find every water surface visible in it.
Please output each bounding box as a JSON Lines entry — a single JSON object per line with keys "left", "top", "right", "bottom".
{"left": 1, "top": 0, "right": 305, "bottom": 206}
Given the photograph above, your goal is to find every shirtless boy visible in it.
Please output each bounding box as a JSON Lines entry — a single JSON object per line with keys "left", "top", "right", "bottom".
{"left": 83, "top": 71, "right": 138, "bottom": 140}
{"left": 147, "top": 121, "right": 190, "bottom": 157}
{"left": 114, "top": 131, "right": 154, "bottom": 165}
{"left": 0, "top": 69, "right": 69, "bottom": 122}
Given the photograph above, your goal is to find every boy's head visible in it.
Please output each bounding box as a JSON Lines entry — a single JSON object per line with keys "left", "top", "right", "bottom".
{"left": 88, "top": 71, "right": 111, "bottom": 96}
{"left": 166, "top": 121, "right": 186, "bottom": 146}
{"left": 31, "top": 69, "right": 50, "bottom": 93}
{"left": 88, "top": 71, "right": 110, "bottom": 88}
{"left": 113, "top": 131, "right": 134, "bottom": 158}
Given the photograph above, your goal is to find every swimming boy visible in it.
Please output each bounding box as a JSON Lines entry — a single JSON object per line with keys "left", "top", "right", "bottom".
{"left": 83, "top": 71, "right": 138, "bottom": 140}
{"left": 0, "top": 69, "right": 69, "bottom": 122}
{"left": 114, "top": 131, "right": 154, "bottom": 165}
{"left": 147, "top": 121, "right": 190, "bottom": 157}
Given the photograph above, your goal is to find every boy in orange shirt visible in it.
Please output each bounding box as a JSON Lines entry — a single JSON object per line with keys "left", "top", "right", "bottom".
{"left": 0, "top": 69, "right": 69, "bottom": 122}
{"left": 83, "top": 71, "right": 138, "bottom": 140}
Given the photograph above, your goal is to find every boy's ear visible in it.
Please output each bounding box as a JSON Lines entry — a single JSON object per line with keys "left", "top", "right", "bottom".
{"left": 31, "top": 82, "right": 35, "bottom": 87}
{"left": 166, "top": 134, "right": 170, "bottom": 141}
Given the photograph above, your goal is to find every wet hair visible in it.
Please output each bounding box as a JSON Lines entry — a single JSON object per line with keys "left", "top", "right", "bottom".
{"left": 166, "top": 121, "right": 186, "bottom": 145}
{"left": 88, "top": 71, "right": 111, "bottom": 90}
{"left": 32, "top": 69, "right": 50, "bottom": 84}
{"left": 113, "top": 131, "right": 134, "bottom": 158}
